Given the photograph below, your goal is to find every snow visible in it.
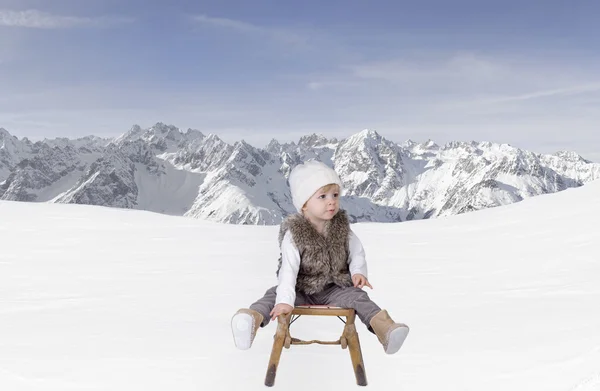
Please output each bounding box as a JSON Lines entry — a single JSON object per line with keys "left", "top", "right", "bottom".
{"left": 36, "top": 170, "right": 85, "bottom": 202}
{"left": 133, "top": 163, "right": 206, "bottom": 215}
{"left": 345, "top": 170, "right": 370, "bottom": 187}
{"left": 32, "top": 153, "right": 106, "bottom": 203}
{"left": 1, "top": 179, "right": 600, "bottom": 390}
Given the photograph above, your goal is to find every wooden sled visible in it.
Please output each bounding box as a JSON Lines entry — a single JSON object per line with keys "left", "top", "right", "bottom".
{"left": 264, "top": 305, "right": 367, "bottom": 387}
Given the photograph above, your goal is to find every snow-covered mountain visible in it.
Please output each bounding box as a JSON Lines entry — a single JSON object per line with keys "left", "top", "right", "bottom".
{"left": 1, "top": 128, "right": 32, "bottom": 181}
{"left": 0, "top": 129, "right": 106, "bottom": 202}
{"left": 1, "top": 123, "right": 599, "bottom": 224}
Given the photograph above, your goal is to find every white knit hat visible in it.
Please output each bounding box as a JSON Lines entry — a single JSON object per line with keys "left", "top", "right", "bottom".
{"left": 288, "top": 160, "right": 343, "bottom": 212}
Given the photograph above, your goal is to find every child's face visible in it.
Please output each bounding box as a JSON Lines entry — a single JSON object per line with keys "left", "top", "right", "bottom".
{"left": 302, "top": 184, "right": 340, "bottom": 222}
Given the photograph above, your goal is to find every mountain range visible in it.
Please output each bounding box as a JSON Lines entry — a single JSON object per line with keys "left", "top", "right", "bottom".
{"left": 1, "top": 124, "right": 599, "bottom": 224}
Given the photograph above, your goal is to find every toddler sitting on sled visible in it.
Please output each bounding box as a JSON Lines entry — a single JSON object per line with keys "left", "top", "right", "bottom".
{"left": 231, "top": 160, "right": 409, "bottom": 354}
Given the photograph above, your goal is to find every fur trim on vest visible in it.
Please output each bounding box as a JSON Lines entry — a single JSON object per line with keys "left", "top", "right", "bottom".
{"left": 276, "top": 209, "right": 353, "bottom": 295}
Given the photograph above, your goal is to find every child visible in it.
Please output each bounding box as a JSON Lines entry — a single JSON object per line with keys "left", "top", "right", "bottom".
{"left": 231, "top": 160, "right": 409, "bottom": 354}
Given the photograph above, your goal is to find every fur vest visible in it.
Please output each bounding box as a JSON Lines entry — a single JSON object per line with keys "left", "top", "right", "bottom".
{"left": 276, "top": 209, "right": 353, "bottom": 295}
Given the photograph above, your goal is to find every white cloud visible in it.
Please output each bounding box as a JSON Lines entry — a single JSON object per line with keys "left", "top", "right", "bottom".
{"left": 192, "top": 14, "right": 264, "bottom": 34}
{"left": 347, "top": 54, "right": 506, "bottom": 84}
{"left": 0, "top": 9, "right": 134, "bottom": 29}
{"left": 191, "top": 14, "right": 308, "bottom": 46}
{"left": 307, "top": 53, "right": 600, "bottom": 109}
{"left": 486, "top": 83, "right": 600, "bottom": 103}
{"left": 306, "top": 80, "right": 361, "bottom": 90}
{"left": 307, "top": 81, "right": 322, "bottom": 90}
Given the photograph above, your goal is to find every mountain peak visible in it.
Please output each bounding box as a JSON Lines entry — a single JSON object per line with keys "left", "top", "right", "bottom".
{"left": 0, "top": 127, "right": 15, "bottom": 141}
{"left": 298, "top": 133, "right": 332, "bottom": 148}
{"left": 0, "top": 128, "right": 22, "bottom": 153}
{"left": 422, "top": 139, "right": 439, "bottom": 149}
{"left": 357, "top": 128, "right": 381, "bottom": 139}
{"left": 114, "top": 125, "right": 144, "bottom": 144}
{"left": 149, "top": 122, "right": 178, "bottom": 134}
{"left": 442, "top": 140, "right": 478, "bottom": 151}
{"left": 402, "top": 139, "right": 417, "bottom": 148}
{"left": 205, "top": 133, "right": 223, "bottom": 143}
{"left": 147, "top": 123, "right": 183, "bottom": 142}
{"left": 235, "top": 139, "right": 253, "bottom": 148}
{"left": 344, "top": 129, "right": 385, "bottom": 150}
{"left": 553, "top": 150, "right": 591, "bottom": 164}
{"left": 184, "top": 128, "right": 205, "bottom": 142}
{"left": 267, "top": 138, "right": 281, "bottom": 148}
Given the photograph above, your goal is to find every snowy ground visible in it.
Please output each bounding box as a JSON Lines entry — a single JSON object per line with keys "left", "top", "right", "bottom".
{"left": 1, "top": 181, "right": 600, "bottom": 390}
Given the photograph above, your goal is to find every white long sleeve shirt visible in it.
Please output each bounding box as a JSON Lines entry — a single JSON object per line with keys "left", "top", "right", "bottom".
{"left": 275, "top": 230, "right": 369, "bottom": 306}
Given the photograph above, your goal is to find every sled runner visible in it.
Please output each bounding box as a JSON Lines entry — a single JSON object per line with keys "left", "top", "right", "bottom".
{"left": 265, "top": 305, "right": 367, "bottom": 387}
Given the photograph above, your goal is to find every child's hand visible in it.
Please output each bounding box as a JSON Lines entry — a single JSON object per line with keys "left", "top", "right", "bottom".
{"left": 352, "top": 274, "right": 373, "bottom": 289}
{"left": 270, "top": 303, "right": 294, "bottom": 321}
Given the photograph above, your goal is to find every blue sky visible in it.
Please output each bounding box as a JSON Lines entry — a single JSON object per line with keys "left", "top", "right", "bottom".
{"left": 1, "top": 0, "right": 599, "bottom": 160}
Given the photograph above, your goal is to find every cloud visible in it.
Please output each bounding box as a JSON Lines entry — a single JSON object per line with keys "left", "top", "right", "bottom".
{"left": 346, "top": 54, "right": 508, "bottom": 85}
{"left": 0, "top": 9, "right": 134, "bottom": 29}
{"left": 306, "top": 80, "right": 361, "bottom": 91}
{"left": 192, "top": 14, "right": 264, "bottom": 34}
{"left": 191, "top": 14, "right": 308, "bottom": 46}
{"left": 486, "top": 84, "right": 600, "bottom": 103}
{"left": 306, "top": 53, "right": 600, "bottom": 107}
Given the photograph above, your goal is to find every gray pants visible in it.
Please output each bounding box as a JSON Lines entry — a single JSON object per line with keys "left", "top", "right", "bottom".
{"left": 250, "top": 283, "right": 381, "bottom": 334}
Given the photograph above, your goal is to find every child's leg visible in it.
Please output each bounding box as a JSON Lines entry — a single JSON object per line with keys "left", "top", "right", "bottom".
{"left": 231, "top": 286, "right": 277, "bottom": 350}
{"left": 249, "top": 286, "right": 312, "bottom": 327}
{"left": 322, "top": 286, "right": 381, "bottom": 331}
{"left": 323, "top": 286, "right": 409, "bottom": 354}
{"left": 232, "top": 286, "right": 310, "bottom": 350}
{"left": 248, "top": 285, "right": 277, "bottom": 327}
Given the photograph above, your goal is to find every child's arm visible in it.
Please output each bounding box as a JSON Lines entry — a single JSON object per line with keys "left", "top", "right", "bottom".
{"left": 349, "top": 231, "right": 373, "bottom": 289}
{"left": 275, "top": 231, "right": 300, "bottom": 307}
{"left": 348, "top": 230, "right": 368, "bottom": 278}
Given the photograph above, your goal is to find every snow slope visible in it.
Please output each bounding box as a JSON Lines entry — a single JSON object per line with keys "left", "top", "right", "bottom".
{"left": 133, "top": 163, "right": 206, "bottom": 215}
{"left": 1, "top": 180, "right": 599, "bottom": 390}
